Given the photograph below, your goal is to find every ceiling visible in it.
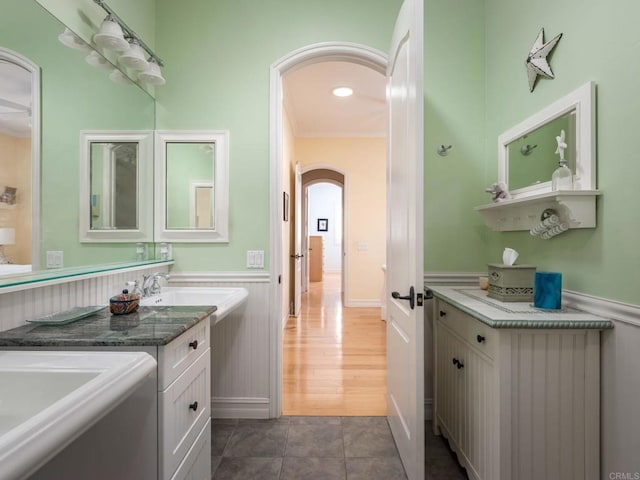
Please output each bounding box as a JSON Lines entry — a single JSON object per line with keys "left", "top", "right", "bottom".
{"left": 0, "top": 61, "right": 32, "bottom": 138}
{"left": 283, "top": 61, "right": 386, "bottom": 138}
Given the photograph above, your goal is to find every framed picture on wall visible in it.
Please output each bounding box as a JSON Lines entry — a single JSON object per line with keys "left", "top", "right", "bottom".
{"left": 317, "top": 218, "right": 328, "bottom": 232}
{"left": 283, "top": 192, "right": 289, "bottom": 221}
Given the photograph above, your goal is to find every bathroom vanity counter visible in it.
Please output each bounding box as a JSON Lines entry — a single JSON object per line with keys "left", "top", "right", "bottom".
{"left": 0, "top": 305, "right": 215, "bottom": 480}
{"left": 0, "top": 305, "right": 216, "bottom": 347}
{"left": 428, "top": 285, "right": 613, "bottom": 329}
{"left": 430, "top": 285, "right": 609, "bottom": 480}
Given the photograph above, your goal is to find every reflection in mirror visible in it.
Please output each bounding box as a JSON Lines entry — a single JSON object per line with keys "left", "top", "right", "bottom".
{"left": 498, "top": 82, "right": 595, "bottom": 199}
{"left": 507, "top": 112, "right": 575, "bottom": 191}
{"left": 0, "top": 48, "right": 39, "bottom": 274}
{"left": 155, "top": 131, "right": 229, "bottom": 243}
{"left": 90, "top": 142, "right": 138, "bottom": 230}
{"left": 165, "top": 143, "right": 214, "bottom": 230}
{"left": 80, "top": 131, "right": 153, "bottom": 242}
{"left": 1, "top": 0, "right": 155, "bottom": 275}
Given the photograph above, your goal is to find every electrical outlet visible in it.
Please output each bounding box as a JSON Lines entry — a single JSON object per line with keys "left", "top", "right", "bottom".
{"left": 46, "top": 250, "right": 64, "bottom": 268}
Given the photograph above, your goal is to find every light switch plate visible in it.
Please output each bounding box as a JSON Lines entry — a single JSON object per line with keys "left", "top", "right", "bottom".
{"left": 246, "top": 250, "right": 265, "bottom": 269}
{"left": 46, "top": 250, "right": 64, "bottom": 268}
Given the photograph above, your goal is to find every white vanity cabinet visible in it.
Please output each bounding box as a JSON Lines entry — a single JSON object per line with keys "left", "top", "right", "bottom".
{"left": 431, "top": 287, "right": 613, "bottom": 480}
{"left": 0, "top": 306, "right": 214, "bottom": 480}
{"left": 158, "top": 318, "right": 211, "bottom": 480}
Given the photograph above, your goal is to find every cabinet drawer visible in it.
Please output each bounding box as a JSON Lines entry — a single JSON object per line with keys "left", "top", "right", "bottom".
{"left": 158, "top": 319, "right": 210, "bottom": 390}
{"left": 170, "top": 418, "right": 211, "bottom": 480}
{"left": 436, "top": 300, "right": 496, "bottom": 360}
{"left": 160, "top": 348, "right": 211, "bottom": 480}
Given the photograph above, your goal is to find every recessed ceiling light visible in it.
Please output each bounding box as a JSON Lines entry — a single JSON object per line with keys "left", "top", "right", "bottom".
{"left": 332, "top": 87, "right": 353, "bottom": 97}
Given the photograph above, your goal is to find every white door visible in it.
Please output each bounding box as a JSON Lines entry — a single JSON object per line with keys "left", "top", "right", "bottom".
{"left": 292, "top": 164, "right": 303, "bottom": 315}
{"left": 386, "top": 0, "right": 424, "bottom": 479}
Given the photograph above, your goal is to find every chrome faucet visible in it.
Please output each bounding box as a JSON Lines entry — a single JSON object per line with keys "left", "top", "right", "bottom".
{"left": 142, "top": 272, "right": 170, "bottom": 297}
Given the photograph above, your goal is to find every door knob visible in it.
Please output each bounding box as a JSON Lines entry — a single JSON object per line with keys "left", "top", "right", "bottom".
{"left": 290, "top": 254, "right": 304, "bottom": 259}
{"left": 391, "top": 286, "right": 415, "bottom": 310}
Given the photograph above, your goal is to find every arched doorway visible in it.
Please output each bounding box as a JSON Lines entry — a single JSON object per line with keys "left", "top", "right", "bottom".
{"left": 269, "top": 42, "right": 387, "bottom": 417}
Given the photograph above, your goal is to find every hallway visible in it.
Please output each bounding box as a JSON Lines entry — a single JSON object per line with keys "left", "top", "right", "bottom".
{"left": 283, "top": 273, "right": 387, "bottom": 416}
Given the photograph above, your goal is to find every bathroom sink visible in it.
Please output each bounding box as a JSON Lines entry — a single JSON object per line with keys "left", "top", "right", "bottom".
{"left": 140, "top": 287, "right": 248, "bottom": 324}
{"left": 0, "top": 350, "right": 156, "bottom": 480}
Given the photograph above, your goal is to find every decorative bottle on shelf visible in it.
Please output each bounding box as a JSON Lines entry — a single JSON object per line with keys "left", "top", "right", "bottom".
{"left": 551, "top": 129, "right": 573, "bottom": 191}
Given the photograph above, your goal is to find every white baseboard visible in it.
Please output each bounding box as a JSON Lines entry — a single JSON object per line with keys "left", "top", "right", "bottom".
{"left": 212, "top": 397, "right": 271, "bottom": 419}
{"left": 344, "top": 299, "right": 382, "bottom": 308}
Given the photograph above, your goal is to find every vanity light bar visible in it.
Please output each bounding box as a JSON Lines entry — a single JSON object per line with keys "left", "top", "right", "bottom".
{"left": 93, "top": 0, "right": 164, "bottom": 67}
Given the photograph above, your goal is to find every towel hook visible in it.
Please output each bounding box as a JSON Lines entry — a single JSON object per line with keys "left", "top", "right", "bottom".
{"left": 436, "top": 144, "right": 452, "bottom": 156}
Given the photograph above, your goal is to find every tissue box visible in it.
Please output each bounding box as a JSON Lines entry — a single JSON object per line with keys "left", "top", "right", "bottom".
{"left": 487, "top": 263, "right": 536, "bottom": 302}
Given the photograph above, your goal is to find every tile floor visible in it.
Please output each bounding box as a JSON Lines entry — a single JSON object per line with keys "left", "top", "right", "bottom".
{"left": 210, "top": 417, "right": 468, "bottom": 479}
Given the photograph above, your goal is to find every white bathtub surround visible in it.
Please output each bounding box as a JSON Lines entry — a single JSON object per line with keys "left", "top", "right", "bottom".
{"left": 140, "top": 286, "right": 248, "bottom": 324}
{"left": 0, "top": 350, "right": 156, "bottom": 480}
{"left": 168, "top": 272, "right": 271, "bottom": 418}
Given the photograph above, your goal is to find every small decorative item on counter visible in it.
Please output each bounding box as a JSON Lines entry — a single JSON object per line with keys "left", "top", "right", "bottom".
{"left": 551, "top": 129, "right": 574, "bottom": 191}
{"left": 478, "top": 276, "right": 489, "bottom": 290}
{"left": 484, "top": 182, "right": 511, "bottom": 202}
{"left": 109, "top": 289, "right": 140, "bottom": 315}
{"left": 533, "top": 271, "right": 562, "bottom": 310}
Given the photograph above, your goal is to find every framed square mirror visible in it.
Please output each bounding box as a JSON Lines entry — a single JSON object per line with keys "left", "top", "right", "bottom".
{"left": 79, "top": 130, "right": 153, "bottom": 242}
{"left": 154, "top": 130, "right": 229, "bottom": 243}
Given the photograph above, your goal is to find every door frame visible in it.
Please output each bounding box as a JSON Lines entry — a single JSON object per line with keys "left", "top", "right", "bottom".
{"left": 300, "top": 166, "right": 347, "bottom": 302}
{"left": 269, "top": 42, "right": 387, "bottom": 417}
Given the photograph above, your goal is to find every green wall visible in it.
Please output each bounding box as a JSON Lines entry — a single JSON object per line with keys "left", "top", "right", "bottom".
{"left": 423, "top": 0, "right": 487, "bottom": 273}
{"left": 1, "top": 1, "right": 155, "bottom": 268}
{"left": 483, "top": 0, "right": 640, "bottom": 304}
{"left": 155, "top": 0, "right": 403, "bottom": 271}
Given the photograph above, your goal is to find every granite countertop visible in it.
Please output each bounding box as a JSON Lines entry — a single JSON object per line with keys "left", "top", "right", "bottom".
{"left": 427, "top": 286, "right": 614, "bottom": 330}
{"left": 0, "top": 305, "right": 216, "bottom": 347}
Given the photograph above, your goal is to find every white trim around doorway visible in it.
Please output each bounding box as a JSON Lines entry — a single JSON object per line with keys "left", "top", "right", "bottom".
{"left": 269, "top": 42, "right": 388, "bottom": 418}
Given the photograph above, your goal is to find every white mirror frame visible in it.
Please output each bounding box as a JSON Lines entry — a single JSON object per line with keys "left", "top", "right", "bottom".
{"left": 154, "top": 130, "right": 229, "bottom": 243}
{"left": 79, "top": 130, "right": 153, "bottom": 242}
{"left": 498, "top": 81, "right": 596, "bottom": 199}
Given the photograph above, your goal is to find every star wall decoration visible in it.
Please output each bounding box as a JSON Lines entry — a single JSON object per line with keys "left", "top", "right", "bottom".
{"left": 525, "top": 28, "right": 562, "bottom": 92}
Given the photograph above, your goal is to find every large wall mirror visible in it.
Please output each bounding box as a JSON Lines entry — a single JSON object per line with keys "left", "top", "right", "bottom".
{"left": 498, "top": 82, "right": 595, "bottom": 199}
{"left": 0, "top": 0, "right": 155, "bottom": 276}
{"left": 79, "top": 131, "right": 153, "bottom": 242}
{"left": 155, "top": 131, "right": 229, "bottom": 243}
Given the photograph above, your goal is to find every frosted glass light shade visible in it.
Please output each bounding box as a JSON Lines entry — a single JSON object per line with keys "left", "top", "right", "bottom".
{"left": 93, "top": 16, "right": 129, "bottom": 53}
{"left": 85, "top": 50, "right": 112, "bottom": 69}
{"left": 58, "top": 28, "right": 90, "bottom": 51}
{"left": 0, "top": 228, "right": 15, "bottom": 245}
{"left": 118, "top": 39, "right": 149, "bottom": 71}
{"left": 138, "top": 58, "right": 165, "bottom": 85}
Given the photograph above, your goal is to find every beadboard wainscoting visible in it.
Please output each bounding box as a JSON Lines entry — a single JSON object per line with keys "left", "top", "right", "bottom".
{"left": 0, "top": 264, "right": 170, "bottom": 333}
{"left": 423, "top": 273, "right": 483, "bottom": 421}
{"left": 424, "top": 272, "right": 640, "bottom": 477}
{"left": 168, "top": 272, "right": 271, "bottom": 419}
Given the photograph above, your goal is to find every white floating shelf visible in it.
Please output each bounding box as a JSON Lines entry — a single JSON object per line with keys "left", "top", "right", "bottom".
{"left": 475, "top": 190, "right": 601, "bottom": 231}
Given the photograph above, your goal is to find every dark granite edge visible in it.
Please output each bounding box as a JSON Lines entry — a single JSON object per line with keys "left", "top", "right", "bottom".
{"left": 0, "top": 305, "right": 217, "bottom": 347}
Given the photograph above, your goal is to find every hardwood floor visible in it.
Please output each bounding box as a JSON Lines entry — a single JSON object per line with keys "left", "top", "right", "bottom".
{"left": 283, "top": 273, "right": 387, "bottom": 416}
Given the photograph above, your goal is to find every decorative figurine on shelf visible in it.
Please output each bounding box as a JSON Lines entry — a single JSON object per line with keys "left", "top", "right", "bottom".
{"left": 485, "top": 182, "right": 512, "bottom": 202}
{"left": 551, "top": 129, "right": 574, "bottom": 191}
